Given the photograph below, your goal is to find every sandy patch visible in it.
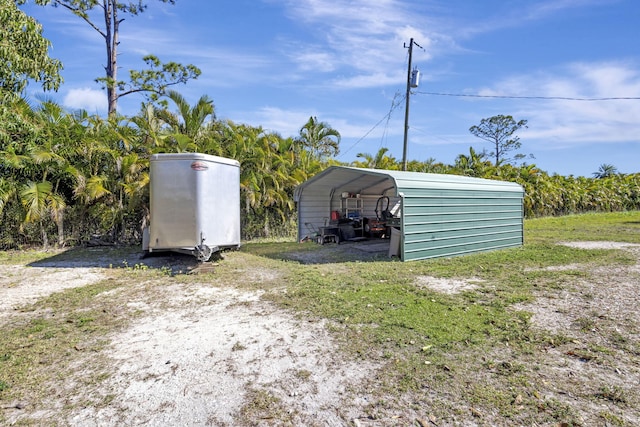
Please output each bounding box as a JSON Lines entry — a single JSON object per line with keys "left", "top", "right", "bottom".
{"left": 559, "top": 241, "right": 640, "bottom": 250}
{"left": 511, "top": 241, "right": 640, "bottom": 426}
{"left": 517, "top": 241, "right": 640, "bottom": 334}
{"left": 68, "top": 287, "right": 374, "bottom": 426}
{"left": 524, "top": 263, "right": 585, "bottom": 272}
{"left": 0, "top": 265, "right": 105, "bottom": 321}
{"left": 414, "top": 275, "right": 484, "bottom": 294}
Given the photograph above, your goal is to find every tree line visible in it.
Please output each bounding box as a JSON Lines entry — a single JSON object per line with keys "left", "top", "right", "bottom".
{"left": 2, "top": 90, "right": 639, "bottom": 249}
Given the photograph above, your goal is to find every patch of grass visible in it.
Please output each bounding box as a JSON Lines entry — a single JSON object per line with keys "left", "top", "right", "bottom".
{"left": 467, "top": 383, "right": 519, "bottom": 417}
{"left": 231, "top": 341, "right": 247, "bottom": 351}
{"left": 0, "top": 249, "right": 59, "bottom": 265}
{"left": 294, "top": 369, "right": 312, "bottom": 381}
{"left": 263, "top": 230, "right": 629, "bottom": 355}
{"left": 238, "top": 388, "right": 293, "bottom": 424}
{"left": 595, "top": 385, "right": 628, "bottom": 404}
{"left": 242, "top": 241, "right": 314, "bottom": 258}
{"left": 575, "top": 316, "right": 597, "bottom": 332}
{"left": 536, "top": 397, "right": 579, "bottom": 425}
{"left": 599, "top": 411, "right": 626, "bottom": 426}
{"left": 0, "top": 279, "right": 129, "bottom": 412}
{"left": 525, "top": 211, "right": 640, "bottom": 244}
{"left": 537, "top": 332, "right": 576, "bottom": 348}
{"left": 422, "top": 242, "right": 632, "bottom": 282}
{"left": 270, "top": 267, "right": 530, "bottom": 355}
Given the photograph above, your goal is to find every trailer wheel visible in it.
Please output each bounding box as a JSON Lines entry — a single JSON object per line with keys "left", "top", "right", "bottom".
{"left": 196, "top": 244, "right": 213, "bottom": 262}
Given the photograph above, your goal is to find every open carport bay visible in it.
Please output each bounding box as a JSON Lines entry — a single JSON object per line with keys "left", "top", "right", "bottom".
{"left": 295, "top": 166, "right": 525, "bottom": 261}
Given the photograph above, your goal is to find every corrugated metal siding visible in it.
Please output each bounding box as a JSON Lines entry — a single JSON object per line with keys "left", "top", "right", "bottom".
{"left": 396, "top": 177, "right": 523, "bottom": 261}
{"left": 296, "top": 192, "right": 332, "bottom": 240}
{"left": 295, "top": 167, "right": 524, "bottom": 261}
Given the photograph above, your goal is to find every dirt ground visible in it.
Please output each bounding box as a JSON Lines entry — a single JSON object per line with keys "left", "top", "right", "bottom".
{"left": 1, "top": 241, "right": 639, "bottom": 426}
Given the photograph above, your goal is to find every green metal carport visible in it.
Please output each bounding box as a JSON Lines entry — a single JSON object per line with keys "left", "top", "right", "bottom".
{"left": 294, "top": 166, "right": 524, "bottom": 262}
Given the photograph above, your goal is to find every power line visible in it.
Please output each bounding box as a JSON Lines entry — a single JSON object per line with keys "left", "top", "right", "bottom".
{"left": 340, "top": 93, "right": 406, "bottom": 157}
{"left": 344, "top": 89, "right": 639, "bottom": 160}
{"left": 378, "top": 91, "right": 402, "bottom": 152}
{"left": 415, "top": 91, "right": 640, "bottom": 101}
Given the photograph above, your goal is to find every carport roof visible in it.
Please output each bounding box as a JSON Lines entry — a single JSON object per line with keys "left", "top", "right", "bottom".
{"left": 294, "top": 166, "right": 523, "bottom": 201}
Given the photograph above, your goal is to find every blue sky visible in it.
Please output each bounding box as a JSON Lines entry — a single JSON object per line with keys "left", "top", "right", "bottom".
{"left": 19, "top": 0, "right": 640, "bottom": 177}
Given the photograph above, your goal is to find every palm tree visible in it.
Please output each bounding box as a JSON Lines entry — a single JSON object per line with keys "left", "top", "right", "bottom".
{"left": 130, "top": 103, "right": 167, "bottom": 150}
{"left": 0, "top": 178, "right": 17, "bottom": 218}
{"left": 453, "top": 147, "right": 492, "bottom": 177}
{"left": 406, "top": 157, "right": 448, "bottom": 173}
{"left": 352, "top": 147, "right": 398, "bottom": 169}
{"left": 593, "top": 163, "right": 618, "bottom": 179}
{"left": 62, "top": 112, "right": 150, "bottom": 243}
{"left": 155, "top": 90, "right": 216, "bottom": 153}
{"left": 102, "top": 115, "right": 150, "bottom": 242}
{"left": 219, "top": 121, "right": 300, "bottom": 237}
{"left": 296, "top": 116, "right": 340, "bottom": 160}
{"left": 19, "top": 180, "right": 65, "bottom": 249}
{"left": 279, "top": 136, "right": 323, "bottom": 184}
{"left": 0, "top": 94, "right": 76, "bottom": 247}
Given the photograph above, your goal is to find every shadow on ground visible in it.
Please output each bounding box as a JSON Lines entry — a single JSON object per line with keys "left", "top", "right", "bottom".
{"left": 28, "top": 246, "right": 201, "bottom": 274}
{"left": 26, "top": 238, "right": 397, "bottom": 272}
{"left": 245, "top": 239, "right": 397, "bottom": 265}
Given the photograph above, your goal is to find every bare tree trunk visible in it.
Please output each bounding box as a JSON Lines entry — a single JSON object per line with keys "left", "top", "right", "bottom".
{"left": 40, "top": 221, "right": 49, "bottom": 250}
{"left": 105, "top": 0, "right": 119, "bottom": 115}
{"left": 57, "top": 214, "right": 64, "bottom": 247}
{"left": 263, "top": 215, "right": 270, "bottom": 238}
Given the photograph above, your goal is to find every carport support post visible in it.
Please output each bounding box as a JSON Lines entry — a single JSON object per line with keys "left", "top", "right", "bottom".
{"left": 402, "top": 38, "right": 414, "bottom": 171}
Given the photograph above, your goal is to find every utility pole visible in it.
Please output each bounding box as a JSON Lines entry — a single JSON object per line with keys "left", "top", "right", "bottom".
{"left": 402, "top": 38, "right": 421, "bottom": 171}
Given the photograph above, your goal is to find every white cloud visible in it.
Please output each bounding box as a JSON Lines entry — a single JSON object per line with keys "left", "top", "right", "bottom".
{"left": 240, "top": 106, "right": 392, "bottom": 142}
{"left": 452, "top": 0, "right": 618, "bottom": 39}
{"left": 331, "top": 71, "right": 404, "bottom": 89}
{"left": 250, "top": 107, "right": 313, "bottom": 137}
{"left": 523, "top": 0, "right": 618, "bottom": 21}
{"left": 478, "top": 62, "right": 640, "bottom": 148}
{"left": 293, "top": 51, "right": 337, "bottom": 73}
{"left": 280, "top": 0, "right": 446, "bottom": 88}
{"left": 63, "top": 88, "right": 107, "bottom": 113}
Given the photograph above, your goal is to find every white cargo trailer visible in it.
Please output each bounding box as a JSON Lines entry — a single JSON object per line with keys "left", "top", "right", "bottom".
{"left": 143, "top": 153, "right": 241, "bottom": 261}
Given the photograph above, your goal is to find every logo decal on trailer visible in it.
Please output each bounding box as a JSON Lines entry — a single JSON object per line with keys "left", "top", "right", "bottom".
{"left": 191, "top": 161, "right": 209, "bottom": 171}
